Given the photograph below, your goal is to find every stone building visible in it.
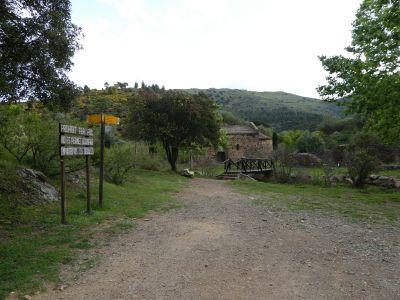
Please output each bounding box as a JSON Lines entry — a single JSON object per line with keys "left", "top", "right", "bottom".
{"left": 216, "top": 122, "right": 273, "bottom": 161}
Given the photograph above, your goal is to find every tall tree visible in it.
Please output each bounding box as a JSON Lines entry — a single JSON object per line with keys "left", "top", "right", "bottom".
{"left": 0, "top": 0, "right": 81, "bottom": 109}
{"left": 125, "top": 90, "right": 222, "bottom": 171}
{"left": 318, "top": 0, "right": 400, "bottom": 142}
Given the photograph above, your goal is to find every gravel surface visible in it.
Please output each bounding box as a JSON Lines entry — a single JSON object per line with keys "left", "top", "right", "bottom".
{"left": 34, "top": 179, "right": 400, "bottom": 299}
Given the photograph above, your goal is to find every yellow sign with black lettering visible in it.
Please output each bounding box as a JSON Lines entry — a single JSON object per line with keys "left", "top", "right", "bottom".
{"left": 87, "top": 114, "right": 120, "bottom": 125}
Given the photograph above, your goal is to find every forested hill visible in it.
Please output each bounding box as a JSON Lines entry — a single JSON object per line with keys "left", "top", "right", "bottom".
{"left": 183, "top": 88, "right": 343, "bottom": 131}
{"left": 74, "top": 86, "right": 344, "bottom": 132}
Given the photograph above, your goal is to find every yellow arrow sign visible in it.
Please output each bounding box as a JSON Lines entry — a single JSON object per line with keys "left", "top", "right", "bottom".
{"left": 87, "top": 114, "right": 120, "bottom": 125}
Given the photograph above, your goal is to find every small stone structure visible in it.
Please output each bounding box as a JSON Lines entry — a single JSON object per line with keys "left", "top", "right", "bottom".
{"left": 217, "top": 123, "right": 273, "bottom": 161}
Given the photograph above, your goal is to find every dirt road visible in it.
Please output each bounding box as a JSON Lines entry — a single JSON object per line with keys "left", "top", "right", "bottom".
{"left": 36, "top": 179, "right": 399, "bottom": 299}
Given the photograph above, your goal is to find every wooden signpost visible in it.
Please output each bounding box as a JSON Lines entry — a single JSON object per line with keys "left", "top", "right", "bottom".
{"left": 59, "top": 124, "right": 94, "bottom": 224}
{"left": 87, "top": 113, "right": 120, "bottom": 208}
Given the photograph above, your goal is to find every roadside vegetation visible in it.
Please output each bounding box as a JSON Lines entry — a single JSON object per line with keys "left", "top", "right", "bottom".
{"left": 0, "top": 169, "right": 186, "bottom": 299}
{"left": 230, "top": 180, "right": 400, "bottom": 226}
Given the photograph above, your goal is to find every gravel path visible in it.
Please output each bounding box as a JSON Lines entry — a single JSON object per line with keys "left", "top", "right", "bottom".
{"left": 35, "top": 179, "right": 400, "bottom": 299}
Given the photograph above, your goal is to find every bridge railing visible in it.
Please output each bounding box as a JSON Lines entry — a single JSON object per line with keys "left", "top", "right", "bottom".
{"left": 223, "top": 158, "right": 274, "bottom": 174}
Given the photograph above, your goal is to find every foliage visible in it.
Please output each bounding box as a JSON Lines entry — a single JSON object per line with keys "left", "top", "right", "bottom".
{"left": 281, "top": 130, "right": 302, "bottom": 146}
{"left": 272, "top": 132, "right": 278, "bottom": 150}
{"left": 104, "top": 143, "right": 134, "bottom": 185}
{"left": 318, "top": 0, "right": 400, "bottom": 142}
{"left": 272, "top": 146, "right": 295, "bottom": 183}
{"left": 317, "top": 117, "right": 363, "bottom": 135}
{"left": 220, "top": 110, "right": 244, "bottom": 125}
{"left": 320, "top": 152, "right": 336, "bottom": 187}
{"left": 75, "top": 85, "right": 344, "bottom": 132}
{"left": 193, "top": 157, "right": 222, "bottom": 177}
{"left": 125, "top": 90, "right": 222, "bottom": 171}
{"left": 0, "top": 105, "right": 59, "bottom": 174}
{"left": 295, "top": 131, "right": 325, "bottom": 155}
{"left": 345, "top": 131, "right": 381, "bottom": 187}
{"left": 346, "top": 149, "right": 380, "bottom": 188}
{"left": 0, "top": 0, "right": 81, "bottom": 110}
{"left": 0, "top": 104, "right": 88, "bottom": 176}
{"left": 0, "top": 169, "right": 186, "bottom": 299}
{"left": 186, "top": 88, "right": 343, "bottom": 131}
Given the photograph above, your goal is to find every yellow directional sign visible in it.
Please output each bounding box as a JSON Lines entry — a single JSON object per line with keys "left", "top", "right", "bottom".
{"left": 87, "top": 114, "right": 102, "bottom": 124}
{"left": 87, "top": 114, "right": 120, "bottom": 125}
{"left": 104, "top": 115, "right": 120, "bottom": 125}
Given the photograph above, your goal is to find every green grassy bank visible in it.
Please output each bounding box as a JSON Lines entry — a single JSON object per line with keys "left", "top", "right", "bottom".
{"left": 0, "top": 170, "right": 186, "bottom": 299}
{"left": 229, "top": 180, "right": 400, "bottom": 225}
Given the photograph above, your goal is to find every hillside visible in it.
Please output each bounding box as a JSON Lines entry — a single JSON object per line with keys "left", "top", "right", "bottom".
{"left": 74, "top": 86, "right": 343, "bottom": 132}
{"left": 183, "top": 88, "right": 343, "bottom": 131}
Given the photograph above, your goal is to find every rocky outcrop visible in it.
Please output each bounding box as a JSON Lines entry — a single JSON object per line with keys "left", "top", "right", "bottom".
{"left": 366, "top": 175, "right": 400, "bottom": 189}
{"left": 0, "top": 168, "right": 60, "bottom": 205}
{"left": 292, "top": 153, "right": 322, "bottom": 167}
{"left": 181, "top": 168, "right": 194, "bottom": 178}
{"left": 330, "top": 174, "right": 400, "bottom": 189}
{"left": 17, "top": 168, "right": 60, "bottom": 205}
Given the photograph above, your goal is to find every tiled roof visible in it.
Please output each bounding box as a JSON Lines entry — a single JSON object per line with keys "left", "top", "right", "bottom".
{"left": 224, "top": 125, "right": 258, "bottom": 135}
{"left": 223, "top": 122, "right": 271, "bottom": 139}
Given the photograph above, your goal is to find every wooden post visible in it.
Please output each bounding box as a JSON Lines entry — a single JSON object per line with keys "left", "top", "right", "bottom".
{"left": 99, "top": 113, "right": 105, "bottom": 207}
{"left": 59, "top": 123, "right": 67, "bottom": 224}
{"left": 86, "top": 155, "right": 91, "bottom": 214}
{"left": 60, "top": 157, "right": 66, "bottom": 224}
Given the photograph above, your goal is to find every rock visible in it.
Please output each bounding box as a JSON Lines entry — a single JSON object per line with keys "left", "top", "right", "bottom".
{"left": 369, "top": 174, "right": 380, "bottom": 181}
{"left": 344, "top": 176, "right": 354, "bottom": 185}
{"left": 394, "top": 180, "right": 400, "bottom": 189}
{"left": 374, "top": 176, "right": 395, "bottom": 187}
{"left": 330, "top": 175, "right": 345, "bottom": 183}
{"left": 291, "top": 153, "right": 322, "bottom": 167}
{"left": 0, "top": 167, "right": 59, "bottom": 206}
{"left": 181, "top": 168, "right": 194, "bottom": 178}
{"left": 16, "top": 168, "right": 60, "bottom": 205}
{"left": 23, "top": 295, "right": 33, "bottom": 300}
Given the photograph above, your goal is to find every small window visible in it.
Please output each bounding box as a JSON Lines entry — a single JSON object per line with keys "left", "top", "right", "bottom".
{"left": 236, "top": 144, "right": 240, "bottom": 151}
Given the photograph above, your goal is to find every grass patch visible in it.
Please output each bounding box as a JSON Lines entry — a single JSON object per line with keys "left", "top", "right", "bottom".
{"left": 0, "top": 169, "right": 186, "bottom": 299}
{"left": 229, "top": 180, "right": 400, "bottom": 224}
{"left": 293, "top": 166, "right": 400, "bottom": 179}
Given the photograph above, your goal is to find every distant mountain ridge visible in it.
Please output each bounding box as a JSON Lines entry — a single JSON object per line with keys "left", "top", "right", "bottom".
{"left": 183, "top": 88, "right": 343, "bottom": 131}
{"left": 75, "top": 86, "right": 344, "bottom": 132}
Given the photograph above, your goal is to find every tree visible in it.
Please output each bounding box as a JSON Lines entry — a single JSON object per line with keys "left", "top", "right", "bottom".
{"left": 0, "top": 0, "right": 81, "bottom": 109}
{"left": 318, "top": 0, "right": 400, "bottom": 142}
{"left": 125, "top": 90, "right": 222, "bottom": 171}
{"left": 296, "top": 131, "right": 325, "bottom": 155}
{"left": 272, "top": 132, "right": 278, "bottom": 150}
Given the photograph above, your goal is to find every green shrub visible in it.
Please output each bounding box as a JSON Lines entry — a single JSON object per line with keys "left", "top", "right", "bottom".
{"left": 346, "top": 149, "right": 379, "bottom": 188}
{"left": 272, "top": 146, "right": 295, "bottom": 183}
{"left": 104, "top": 143, "right": 134, "bottom": 185}
{"left": 296, "top": 131, "right": 325, "bottom": 155}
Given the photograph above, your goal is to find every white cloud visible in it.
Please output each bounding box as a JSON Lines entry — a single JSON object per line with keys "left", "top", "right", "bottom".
{"left": 70, "top": 0, "right": 362, "bottom": 97}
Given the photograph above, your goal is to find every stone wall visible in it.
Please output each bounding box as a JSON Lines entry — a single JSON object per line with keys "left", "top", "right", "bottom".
{"left": 225, "top": 135, "right": 273, "bottom": 160}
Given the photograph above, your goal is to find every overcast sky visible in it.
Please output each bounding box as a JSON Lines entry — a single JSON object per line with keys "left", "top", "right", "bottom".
{"left": 69, "top": 0, "right": 362, "bottom": 98}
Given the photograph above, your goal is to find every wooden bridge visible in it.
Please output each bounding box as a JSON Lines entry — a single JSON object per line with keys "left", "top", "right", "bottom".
{"left": 217, "top": 158, "right": 274, "bottom": 180}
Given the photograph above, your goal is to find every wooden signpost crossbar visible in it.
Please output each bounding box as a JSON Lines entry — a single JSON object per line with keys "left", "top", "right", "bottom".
{"left": 59, "top": 123, "right": 94, "bottom": 224}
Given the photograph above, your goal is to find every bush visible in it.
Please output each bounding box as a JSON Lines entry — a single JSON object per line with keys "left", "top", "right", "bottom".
{"left": 272, "top": 146, "right": 295, "bottom": 183}
{"left": 104, "top": 143, "right": 135, "bottom": 185}
{"left": 0, "top": 105, "right": 60, "bottom": 175}
{"left": 345, "top": 149, "right": 379, "bottom": 188}
{"left": 320, "top": 152, "right": 336, "bottom": 187}
{"left": 296, "top": 131, "right": 325, "bottom": 155}
{"left": 194, "top": 157, "right": 219, "bottom": 177}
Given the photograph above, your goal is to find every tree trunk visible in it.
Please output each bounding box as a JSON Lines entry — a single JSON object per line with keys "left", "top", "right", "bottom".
{"left": 163, "top": 142, "right": 179, "bottom": 172}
